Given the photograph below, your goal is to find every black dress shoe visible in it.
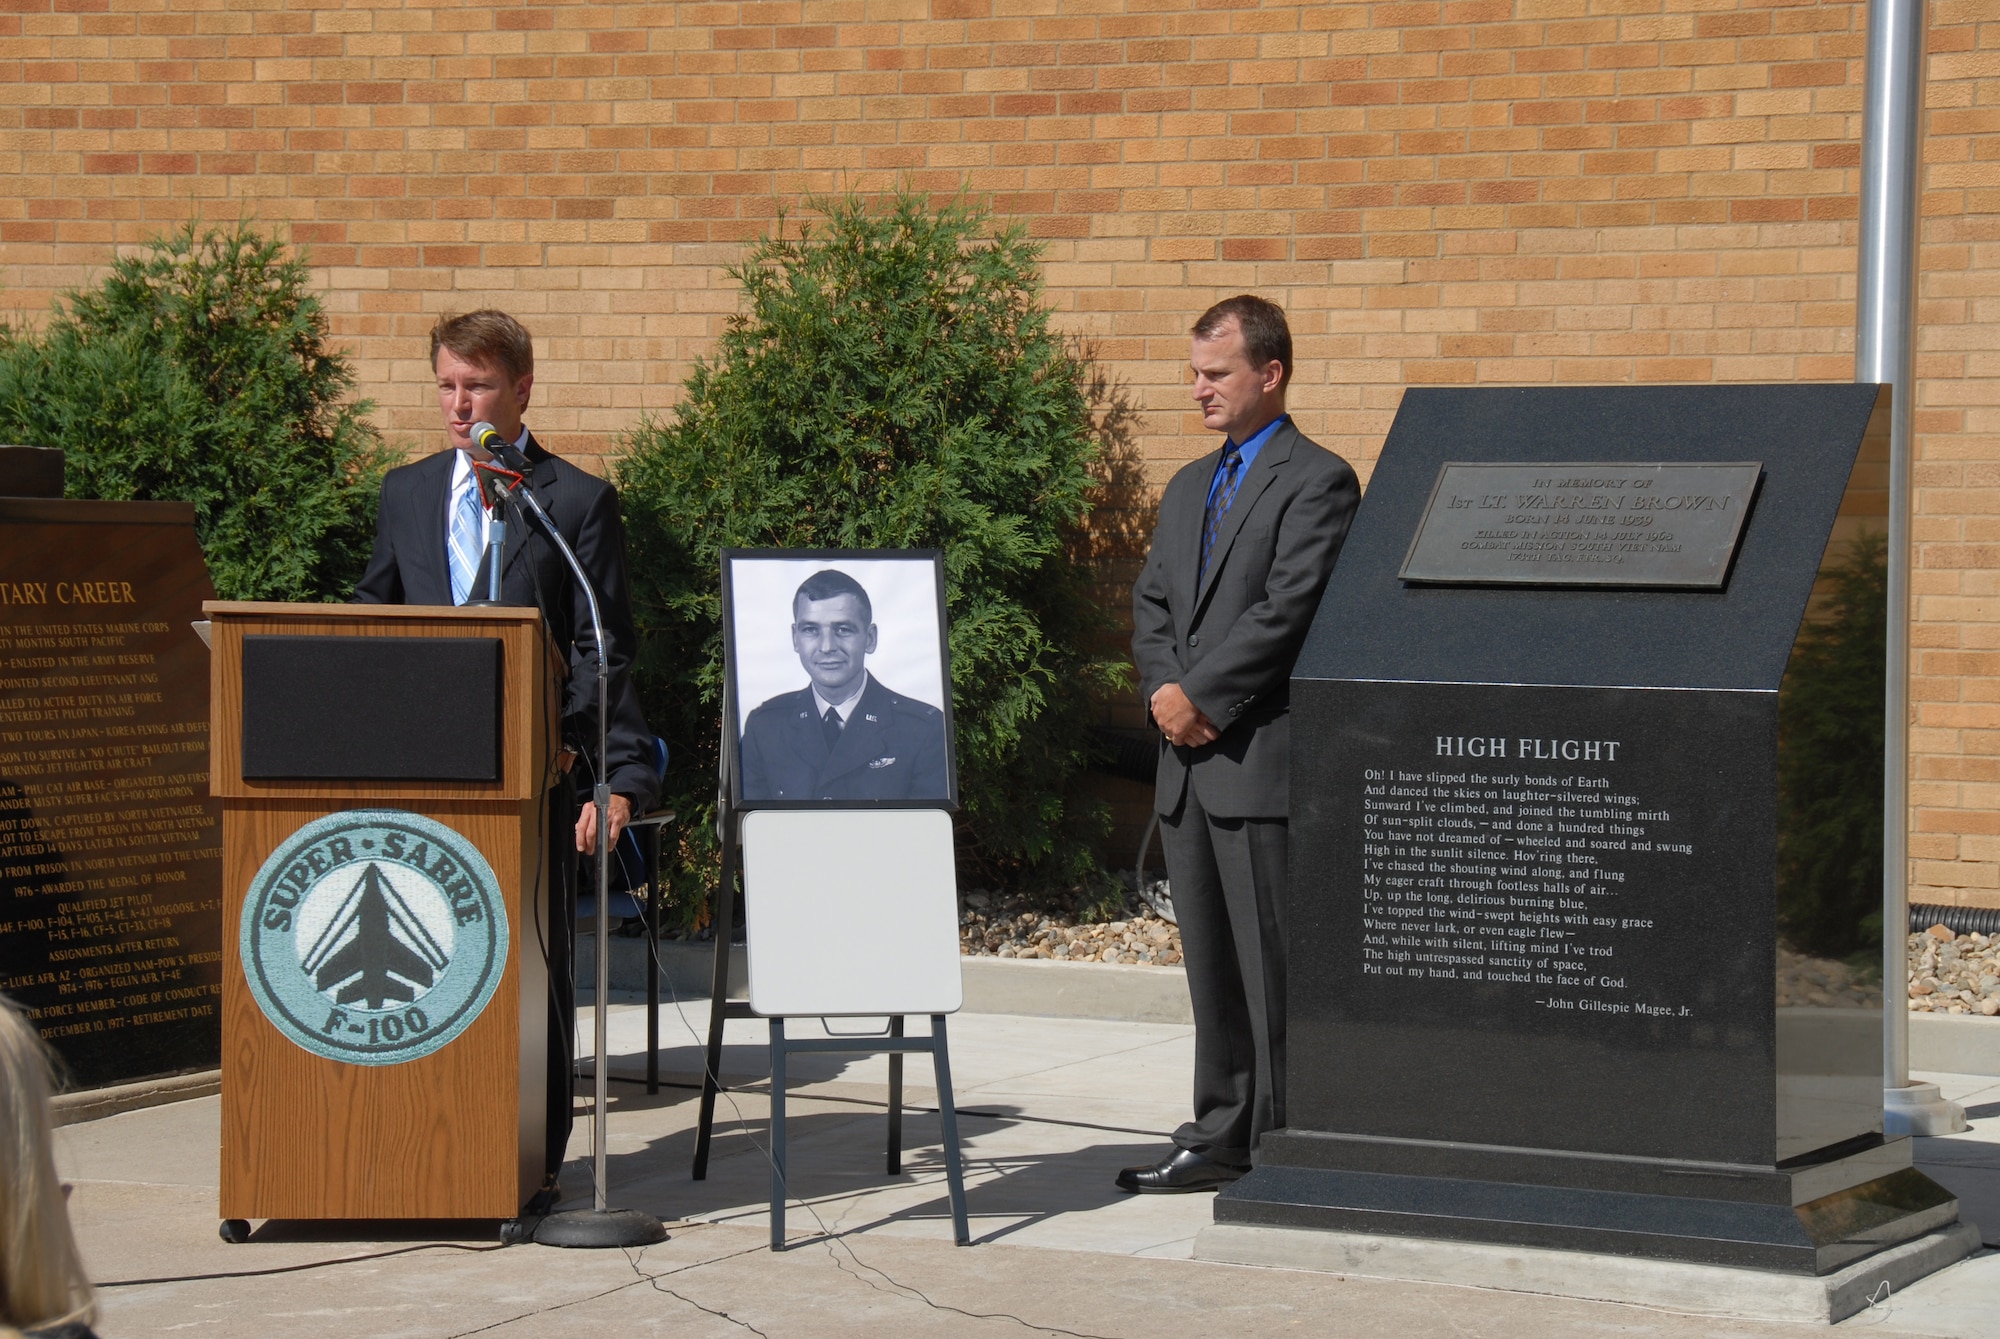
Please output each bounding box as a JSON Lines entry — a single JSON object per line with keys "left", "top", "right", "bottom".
{"left": 1115, "top": 1148, "right": 1248, "bottom": 1194}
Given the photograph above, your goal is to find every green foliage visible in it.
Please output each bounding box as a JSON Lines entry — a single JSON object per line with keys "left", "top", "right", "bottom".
{"left": 1777, "top": 532, "right": 1887, "bottom": 961}
{"left": 0, "top": 221, "right": 392, "bottom": 601}
{"left": 615, "top": 191, "right": 1127, "bottom": 924}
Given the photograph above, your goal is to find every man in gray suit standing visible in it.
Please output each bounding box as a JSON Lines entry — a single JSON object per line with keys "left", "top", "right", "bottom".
{"left": 1120, "top": 295, "right": 1359, "bottom": 1192}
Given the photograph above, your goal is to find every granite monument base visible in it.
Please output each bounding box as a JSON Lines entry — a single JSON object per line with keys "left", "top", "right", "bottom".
{"left": 1194, "top": 1218, "right": 1982, "bottom": 1325}
{"left": 1216, "top": 1129, "right": 1955, "bottom": 1274}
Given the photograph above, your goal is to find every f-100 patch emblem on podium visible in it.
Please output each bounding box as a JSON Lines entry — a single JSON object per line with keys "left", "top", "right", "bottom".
{"left": 240, "top": 810, "right": 509, "bottom": 1065}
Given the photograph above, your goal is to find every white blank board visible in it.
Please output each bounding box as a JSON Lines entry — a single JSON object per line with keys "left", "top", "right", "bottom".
{"left": 741, "top": 808, "right": 964, "bottom": 1017}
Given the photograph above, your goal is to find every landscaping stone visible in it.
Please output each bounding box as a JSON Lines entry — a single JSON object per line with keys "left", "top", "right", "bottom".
{"left": 1908, "top": 928, "right": 2000, "bottom": 1016}
{"left": 1777, "top": 943, "right": 1881, "bottom": 1009}
{"left": 957, "top": 888, "right": 1182, "bottom": 967}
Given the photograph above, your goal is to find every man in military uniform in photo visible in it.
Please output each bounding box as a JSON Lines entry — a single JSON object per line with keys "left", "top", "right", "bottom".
{"left": 738, "top": 569, "right": 949, "bottom": 802}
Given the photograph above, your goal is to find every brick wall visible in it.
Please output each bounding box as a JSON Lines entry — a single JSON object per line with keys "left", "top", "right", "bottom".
{"left": 1907, "top": 0, "right": 2000, "bottom": 911}
{"left": 2, "top": 0, "right": 1996, "bottom": 905}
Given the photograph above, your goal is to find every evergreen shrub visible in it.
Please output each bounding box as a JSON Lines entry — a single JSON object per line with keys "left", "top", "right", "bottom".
{"left": 1776, "top": 532, "right": 1887, "bottom": 962}
{"left": 615, "top": 192, "right": 1127, "bottom": 925}
{"left": 0, "top": 221, "right": 391, "bottom": 601}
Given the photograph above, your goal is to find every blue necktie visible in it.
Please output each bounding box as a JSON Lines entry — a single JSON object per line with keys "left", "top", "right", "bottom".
{"left": 448, "top": 474, "right": 484, "bottom": 604}
{"left": 1200, "top": 444, "right": 1244, "bottom": 582}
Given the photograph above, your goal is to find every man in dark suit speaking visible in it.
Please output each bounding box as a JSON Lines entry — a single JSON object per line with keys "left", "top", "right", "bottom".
{"left": 739, "top": 569, "right": 949, "bottom": 802}
{"left": 1121, "top": 295, "right": 1359, "bottom": 1193}
{"left": 351, "top": 309, "right": 659, "bottom": 1205}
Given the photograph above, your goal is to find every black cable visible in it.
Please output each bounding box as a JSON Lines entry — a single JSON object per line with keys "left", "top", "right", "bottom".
{"left": 97, "top": 1241, "right": 506, "bottom": 1288}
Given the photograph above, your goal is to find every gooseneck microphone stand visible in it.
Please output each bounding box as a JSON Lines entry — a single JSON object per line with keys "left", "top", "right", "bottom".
{"left": 469, "top": 422, "right": 667, "bottom": 1249}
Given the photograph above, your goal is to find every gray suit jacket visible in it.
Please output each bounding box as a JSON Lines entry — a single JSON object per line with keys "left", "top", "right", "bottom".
{"left": 1131, "top": 418, "right": 1359, "bottom": 819}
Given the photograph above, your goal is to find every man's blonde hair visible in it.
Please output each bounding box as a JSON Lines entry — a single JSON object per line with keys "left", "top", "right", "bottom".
{"left": 429, "top": 310, "right": 535, "bottom": 383}
{"left": 0, "top": 996, "right": 94, "bottom": 1332}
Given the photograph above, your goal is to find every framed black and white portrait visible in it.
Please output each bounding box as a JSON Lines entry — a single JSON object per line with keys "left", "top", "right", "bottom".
{"left": 721, "top": 549, "right": 956, "bottom": 809}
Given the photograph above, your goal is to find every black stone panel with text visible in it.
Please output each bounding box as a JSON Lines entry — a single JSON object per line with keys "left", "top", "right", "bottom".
{"left": 1291, "top": 679, "right": 1777, "bottom": 1163}
{"left": 0, "top": 499, "right": 221, "bottom": 1087}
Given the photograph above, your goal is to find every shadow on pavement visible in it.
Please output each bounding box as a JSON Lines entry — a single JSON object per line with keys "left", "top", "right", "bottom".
{"left": 569, "top": 1099, "right": 1169, "bottom": 1247}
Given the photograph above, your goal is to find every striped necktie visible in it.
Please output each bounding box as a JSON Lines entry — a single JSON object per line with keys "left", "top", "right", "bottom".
{"left": 448, "top": 474, "right": 484, "bottom": 605}
{"left": 1199, "top": 444, "right": 1245, "bottom": 582}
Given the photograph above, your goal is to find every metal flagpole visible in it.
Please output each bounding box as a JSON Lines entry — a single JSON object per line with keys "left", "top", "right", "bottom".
{"left": 1855, "top": 0, "right": 1965, "bottom": 1136}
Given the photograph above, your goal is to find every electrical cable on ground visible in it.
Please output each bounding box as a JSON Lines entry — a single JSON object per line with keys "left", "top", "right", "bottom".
{"left": 96, "top": 1241, "right": 507, "bottom": 1288}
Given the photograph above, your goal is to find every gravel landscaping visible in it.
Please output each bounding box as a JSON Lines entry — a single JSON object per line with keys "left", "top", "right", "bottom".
{"left": 958, "top": 888, "right": 1182, "bottom": 966}
{"left": 1907, "top": 925, "right": 2000, "bottom": 1015}
{"left": 1777, "top": 943, "right": 1881, "bottom": 1009}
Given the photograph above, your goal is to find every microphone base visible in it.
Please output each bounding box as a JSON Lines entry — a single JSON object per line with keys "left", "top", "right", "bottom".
{"left": 533, "top": 1207, "right": 669, "bottom": 1248}
{"left": 460, "top": 597, "right": 531, "bottom": 608}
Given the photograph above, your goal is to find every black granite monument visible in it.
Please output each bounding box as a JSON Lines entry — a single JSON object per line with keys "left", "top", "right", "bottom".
{"left": 0, "top": 456, "right": 223, "bottom": 1089}
{"left": 1218, "top": 384, "right": 1959, "bottom": 1273}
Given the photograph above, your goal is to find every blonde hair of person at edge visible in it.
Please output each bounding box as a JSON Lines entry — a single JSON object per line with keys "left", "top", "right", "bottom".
{"left": 0, "top": 995, "right": 96, "bottom": 1339}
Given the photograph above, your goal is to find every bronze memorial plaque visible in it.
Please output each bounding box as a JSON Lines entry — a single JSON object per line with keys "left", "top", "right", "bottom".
{"left": 0, "top": 498, "right": 223, "bottom": 1087}
{"left": 1400, "top": 462, "right": 1763, "bottom": 588}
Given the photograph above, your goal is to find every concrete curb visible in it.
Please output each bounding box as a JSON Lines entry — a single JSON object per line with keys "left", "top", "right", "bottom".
{"left": 51, "top": 1068, "right": 219, "bottom": 1126}
{"left": 959, "top": 955, "right": 1192, "bottom": 1023}
{"left": 578, "top": 935, "right": 1194, "bottom": 1024}
{"left": 1912, "top": 1011, "right": 2000, "bottom": 1077}
{"left": 1194, "top": 1220, "right": 1986, "bottom": 1325}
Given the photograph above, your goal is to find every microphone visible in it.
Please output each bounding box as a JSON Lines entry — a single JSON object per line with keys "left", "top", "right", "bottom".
{"left": 469, "top": 420, "right": 532, "bottom": 472}
{"left": 473, "top": 459, "right": 526, "bottom": 511}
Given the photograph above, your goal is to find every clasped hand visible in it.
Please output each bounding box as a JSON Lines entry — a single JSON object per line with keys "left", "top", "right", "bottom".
{"left": 1151, "top": 683, "right": 1219, "bottom": 749}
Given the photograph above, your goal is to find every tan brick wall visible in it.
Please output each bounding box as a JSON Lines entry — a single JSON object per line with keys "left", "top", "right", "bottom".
{"left": 1, "top": 0, "right": 1996, "bottom": 905}
{"left": 1907, "top": 0, "right": 2000, "bottom": 910}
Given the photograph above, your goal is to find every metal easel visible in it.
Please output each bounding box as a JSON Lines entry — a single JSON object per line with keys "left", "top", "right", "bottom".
{"left": 687, "top": 738, "right": 969, "bottom": 1250}
{"left": 767, "top": 1013, "right": 968, "bottom": 1250}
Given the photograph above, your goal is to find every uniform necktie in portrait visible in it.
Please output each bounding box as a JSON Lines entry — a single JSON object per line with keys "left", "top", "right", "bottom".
{"left": 448, "top": 475, "right": 484, "bottom": 605}
{"left": 1200, "top": 444, "right": 1245, "bottom": 582}
{"left": 822, "top": 706, "right": 844, "bottom": 753}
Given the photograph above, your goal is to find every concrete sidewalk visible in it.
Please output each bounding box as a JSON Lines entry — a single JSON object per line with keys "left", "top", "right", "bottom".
{"left": 52, "top": 997, "right": 2000, "bottom": 1338}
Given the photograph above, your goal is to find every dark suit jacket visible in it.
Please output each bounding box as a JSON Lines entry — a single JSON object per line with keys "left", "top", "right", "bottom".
{"left": 739, "top": 673, "right": 950, "bottom": 802}
{"left": 1132, "top": 418, "right": 1359, "bottom": 819}
{"left": 351, "top": 435, "right": 660, "bottom": 808}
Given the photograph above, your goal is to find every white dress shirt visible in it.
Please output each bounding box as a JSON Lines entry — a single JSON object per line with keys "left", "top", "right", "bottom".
{"left": 446, "top": 424, "right": 532, "bottom": 532}
{"left": 812, "top": 679, "right": 867, "bottom": 726}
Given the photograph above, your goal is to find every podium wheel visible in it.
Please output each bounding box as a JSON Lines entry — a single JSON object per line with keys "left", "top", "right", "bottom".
{"left": 218, "top": 1220, "right": 250, "bottom": 1244}
{"left": 498, "top": 1218, "right": 533, "bottom": 1246}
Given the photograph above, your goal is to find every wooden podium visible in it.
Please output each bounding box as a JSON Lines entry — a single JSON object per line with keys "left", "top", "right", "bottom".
{"left": 207, "top": 602, "right": 560, "bottom": 1225}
